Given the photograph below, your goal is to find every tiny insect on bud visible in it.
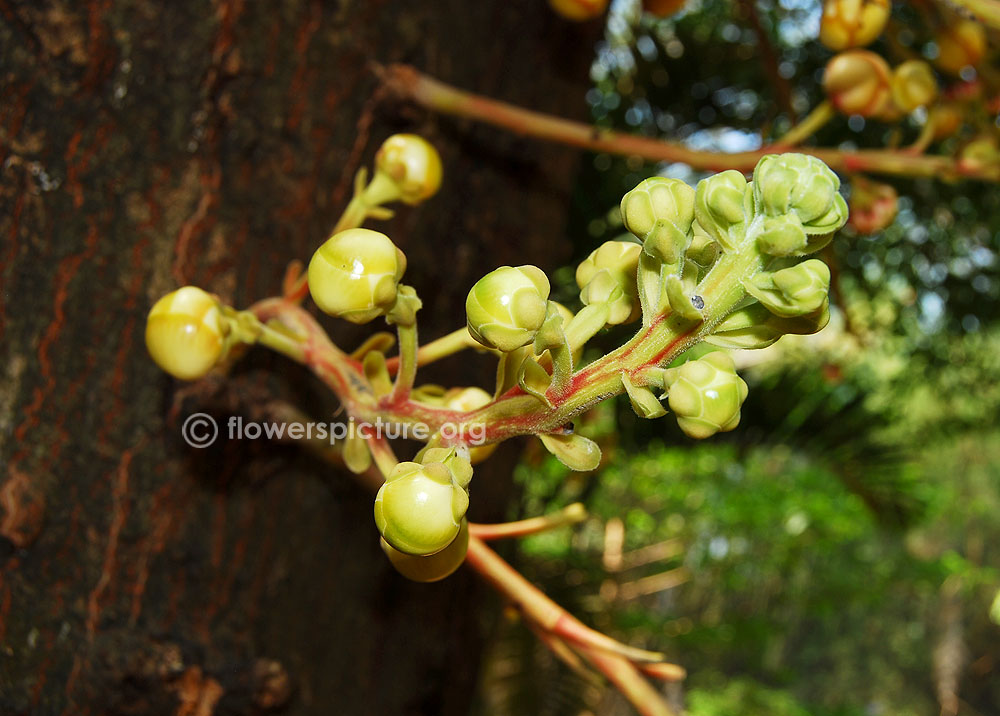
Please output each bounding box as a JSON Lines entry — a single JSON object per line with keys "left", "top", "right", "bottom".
{"left": 823, "top": 50, "right": 892, "bottom": 117}
{"left": 145, "top": 286, "right": 226, "bottom": 381}
{"left": 374, "top": 134, "right": 443, "bottom": 206}
{"left": 308, "top": 228, "right": 407, "bottom": 324}
{"left": 466, "top": 265, "right": 551, "bottom": 352}
{"left": 819, "top": 0, "right": 890, "bottom": 51}
{"left": 665, "top": 352, "right": 748, "bottom": 439}
{"left": 375, "top": 461, "right": 469, "bottom": 556}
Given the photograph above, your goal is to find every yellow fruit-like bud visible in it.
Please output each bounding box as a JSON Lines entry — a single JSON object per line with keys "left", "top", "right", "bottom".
{"left": 576, "top": 241, "right": 642, "bottom": 325}
{"left": 466, "top": 265, "right": 550, "bottom": 352}
{"left": 374, "top": 461, "right": 469, "bottom": 556}
{"left": 145, "top": 286, "right": 226, "bottom": 380}
{"left": 374, "top": 134, "right": 443, "bottom": 205}
{"left": 548, "top": 0, "right": 608, "bottom": 21}
{"left": 890, "top": 60, "right": 937, "bottom": 113}
{"left": 823, "top": 50, "right": 892, "bottom": 117}
{"left": 442, "top": 387, "right": 497, "bottom": 465}
{"left": 380, "top": 520, "right": 469, "bottom": 582}
{"left": 935, "top": 20, "right": 987, "bottom": 76}
{"left": 819, "top": 0, "right": 890, "bottom": 51}
{"left": 308, "top": 228, "right": 406, "bottom": 323}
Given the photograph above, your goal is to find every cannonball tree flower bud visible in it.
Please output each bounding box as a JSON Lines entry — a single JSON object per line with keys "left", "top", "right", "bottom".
{"left": 374, "top": 134, "right": 443, "bottom": 206}
{"left": 757, "top": 215, "right": 809, "bottom": 257}
{"left": 819, "top": 0, "right": 890, "bottom": 51}
{"left": 442, "top": 387, "right": 497, "bottom": 465}
{"left": 374, "top": 461, "right": 469, "bottom": 556}
{"left": 890, "top": 60, "right": 937, "bottom": 113}
{"left": 746, "top": 259, "right": 831, "bottom": 317}
{"left": 548, "top": 0, "right": 608, "bottom": 21}
{"left": 308, "top": 228, "right": 406, "bottom": 324}
{"left": 620, "top": 177, "right": 695, "bottom": 265}
{"left": 823, "top": 50, "right": 892, "bottom": 117}
{"left": 930, "top": 102, "right": 964, "bottom": 141}
{"left": 380, "top": 519, "right": 469, "bottom": 582}
{"left": 665, "top": 352, "right": 748, "bottom": 439}
{"left": 575, "top": 241, "right": 642, "bottom": 325}
{"left": 642, "top": 0, "right": 687, "bottom": 17}
{"left": 694, "top": 170, "right": 748, "bottom": 250}
{"left": 753, "top": 154, "right": 848, "bottom": 237}
{"left": 847, "top": 177, "right": 898, "bottom": 234}
{"left": 466, "top": 265, "right": 550, "bottom": 352}
{"left": 935, "top": 20, "right": 987, "bottom": 76}
{"left": 145, "top": 286, "right": 226, "bottom": 380}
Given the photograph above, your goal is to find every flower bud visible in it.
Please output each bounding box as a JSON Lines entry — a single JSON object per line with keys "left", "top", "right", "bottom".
{"left": 374, "top": 134, "right": 443, "bottom": 205}
{"left": 819, "top": 0, "right": 890, "bottom": 51}
{"left": 442, "top": 387, "right": 497, "bottom": 465}
{"left": 707, "top": 299, "right": 830, "bottom": 349}
{"left": 756, "top": 215, "right": 809, "bottom": 257}
{"left": 146, "top": 286, "right": 226, "bottom": 380}
{"left": 665, "top": 352, "right": 748, "bottom": 439}
{"left": 753, "top": 154, "right": 848, "bottom": 236}
{"left": 308, "top": 228, "right": 406, "bottom": 323}
{"left": 890, "top": 60, "right": 937, "bottom": 113}
{"left": 694, "top": 170, "right": 749, "bottom": 250}
{"left": 548, "top": 0, "right": 608, "bottom": 21}
{"left": 374, "top": 461, "right": 469, "bottom": 556}
{"left": 620, "top": 177, "right": 695, "bottom": 265}
{"left": 642, "top": 0, "right": 687, "bottom": 17}
{"left": 847, "top": 177, "right": 898, "bottom": 234}
{"left": 823, "top": 50, "right": 892, "bottom": 117}
{"left": 747, "top": 259, "right": 831, "bottom": 317}
{"left": 466, "top": 265, "right": 550, "bottom": 352}
{"left": 930, "top": 102, "right": 964, "bottom": 141}
{"left": 380, "top": 519, "right": 469, "bottom": 582}
{"left": 935, "top": 20, "right": 986, "bottom": 76}
{"left": 576, "top": 241, "right": 642, "bottom": 325}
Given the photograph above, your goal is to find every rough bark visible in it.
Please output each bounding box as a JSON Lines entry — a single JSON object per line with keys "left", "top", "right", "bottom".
{"left": 0, "top": 1, "right": 597, "bottom": 713}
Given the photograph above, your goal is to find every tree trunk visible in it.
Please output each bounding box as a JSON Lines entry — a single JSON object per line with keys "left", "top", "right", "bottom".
{"left": 0, "top": 1, "right": 597, "bottom": 713}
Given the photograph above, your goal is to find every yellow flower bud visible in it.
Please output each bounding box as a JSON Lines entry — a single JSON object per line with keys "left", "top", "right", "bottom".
{"left": 308, "top": 228, "right": 406, "bottom": 323}
{"left": 935, "top": 20, "right": 987, "bottom": 76}
{"left": 930, "top": 102, "right": 964, "bottom": 141}
{"left": 819, "top": 0, "right": 890, "bottom": 51}
{"left": 548, "top": 0, "right": 608, "bottom": 21}
{"left": 145, "top": 286, "right": 226, "bottom": 380}
{"left": 823, "top": 50, "right": 892, "bottom": 117}
{"left": 380, "top": 519, "right": 469, "bottom": 582}
{"left": 665, "top": 352, "right": 748, "bottom": 439}
{"left": 890, "top": 60, "right": 937, "bottom": 113}
{"left": 442, "top": 387, "right": 497, "bottom": 465}
{"left": 621, "top": 177, "right": 695, "bottom": 265}
{"left": 374, "top": 461, "right": 469, "bottom": 556}
{"left": 575, "top": 241, "right": 642, "bottom": 325}
{"left": 466, "top": 265, "right": 550, "bottom": 352}
{"left": 374, "top": 134, "right": 443, "bottom": 205}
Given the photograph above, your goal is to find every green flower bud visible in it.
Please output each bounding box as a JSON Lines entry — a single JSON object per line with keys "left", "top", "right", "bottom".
{"left": 694, "top": 170, "right": 749, "bottom": 250}
{"left": 746, "top": 259, "right": 831, "bottom": 317}
{"left": 374, "top": 134, "right": 443, "bottom": 205}
{"left": 380, "top": 519, "right": 469, "bottom": 582}
{"left": 374, "top": 461, "right": 469, "bottom": 556}
{"left": 466, "top": 265, "right": 550, "bottom": 352}
{"left": 620, "top": 177, "right": 695, "bottom": 265}
{"left": 756, "top": 214, "right": 809, "bottom": 256}
{"left": 665, "top": 352, "right": 748, "bottom": 439}
{"left": 146, "top": 286, "right": 226, "bottom": 380}
{"left": 753, "top": 154, "right": 848, "bottom": 234}
{"left": 308, "top": 228, "right": 406, "bottom": 323}
{"left": 706, "top": 299, "right": 831, "bottom": 349}
{"left": 576, "top": 241, "right": 642, "bottom": 325}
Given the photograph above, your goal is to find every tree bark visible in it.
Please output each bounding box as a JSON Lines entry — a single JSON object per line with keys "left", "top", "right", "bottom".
{"left": 0, "top": 1, "right": 597, "bottom": 713}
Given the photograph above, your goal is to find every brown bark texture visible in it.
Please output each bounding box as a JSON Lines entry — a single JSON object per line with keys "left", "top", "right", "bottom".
{"left": 0, "top": 1, "right": 597, "bottom": 714}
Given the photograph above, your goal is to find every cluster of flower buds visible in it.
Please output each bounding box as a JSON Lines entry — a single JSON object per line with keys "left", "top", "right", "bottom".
{"left": 819, "top": 0, "right": 890, "bottom": 51}
{"left": 145, "top": 286, "right": 229, "bottom": 380}
{"left": 374, "top": 447, "right": 473, "bottom": 577}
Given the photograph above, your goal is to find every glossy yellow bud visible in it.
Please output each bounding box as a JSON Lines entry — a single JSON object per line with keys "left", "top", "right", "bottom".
{"left": 442, "top": 387, "right": 497, "bottom": 465}
{"left": 935, "top": 20, "right": 987, "bottom": 76}
{"left": 145, "top": 286, "right": 226, "bottom": 380}
{"left": 890, "top": 60, "right": 937, "bottom": 113}
{"left": 308, "top": 228, "right": 406, "bottom": 323}
{"left": 380, "top": 520, "right": 469, "bottom": 582}
{"left": 576, "top": 241, "right": 642, "bottom": 325}
{"left": 466, "top": 265, "right": 550, "bottom": 352}
{"left": 374, "top": 134, "right": 443, "bottom": 205}
{"left": 548, "top": 0, "right": 608, "bottom": 21}
{"left": 819, "top": 0, "right": 890, "bottom": 51}
{"left": 374, "top": 461, "right": 469, "bottom": 556}
{"left": 823, "top": 50, "right": 892, "bottom": 117}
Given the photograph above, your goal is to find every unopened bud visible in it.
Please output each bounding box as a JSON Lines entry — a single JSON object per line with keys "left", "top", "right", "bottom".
{"left": 823, "top": 50, "right": 892, "bottom": 117}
